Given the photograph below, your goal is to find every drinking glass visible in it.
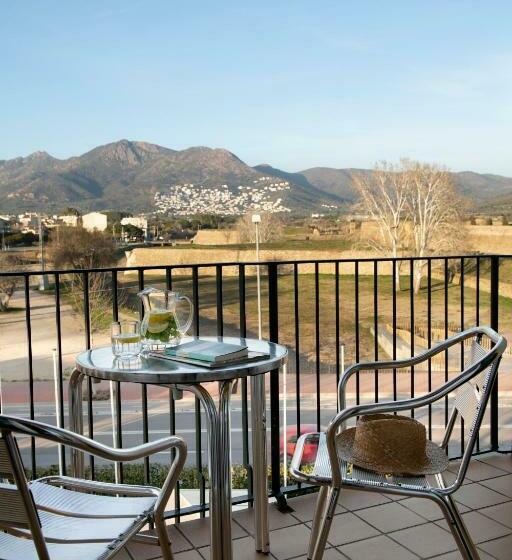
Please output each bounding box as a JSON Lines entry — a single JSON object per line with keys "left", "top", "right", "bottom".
{"left": 111, "top": 320, "right": 142, "bottom": 359}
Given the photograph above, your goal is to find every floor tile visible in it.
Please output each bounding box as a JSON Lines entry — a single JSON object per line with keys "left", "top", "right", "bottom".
{"left": 480, "top": 474, "right": 512, "bottom": 498}
{"left": 268, "top": 523, "right": 312, "bottom": 560}
{"left": 453, "top": 482, "right": 510, "bottom": 509}
{"left": 391, "top": 523, "right": 457, "bottom": 557}
{"left": 478, "top": 453, "right": 512, "bottom": 473}
{"left": 174, "top": 551, "right": 204, "bottom": 560}
{"left": 400, "top": 497, "right": 451, "bottom": 522}
{"left": 449, "top": 459, "right": 508, "bottom": 482}
{"left": 436, "top": 510, "right": 510, "bottom": 544}
{"left": 126, "top": 542, "right": 162, "bottom": 560}
{"left": 198, "top": 535, "right": 270, "bottom": 559}
{"left": 326, "top": 511, "right": 380, "bottom": 547}
{"left": 427, "top": 549, "right": 494, "bottom": 560}
{"left": 234, "top": 503, "right": 299, "bottom": 533}
{"left": 479, "top": 533, "right": 512, "bottom": 560}
{"left": 339, "top": 534, "right": 418, "bottom": 560}
{"left": 287, "top": 492, "right": 345, "bottom": 522}
{"left": 356, "top": 501, "right": 426, "bottom": 533}
{"left": 293, "top": 550, "right": 346, "bottom": 560}
{"left": 479, "top": 501, "right": 512, "bottom": 528}
{"left": 177, "top": 516, "right": 247, "bottom": 548}
{"left": 338, "top": 488, "right": 391, "bottom": 511}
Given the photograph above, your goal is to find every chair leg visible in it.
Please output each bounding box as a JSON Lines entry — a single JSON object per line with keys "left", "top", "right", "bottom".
{"left": 154, "top": 514, "right": 174, "bottom": 560}
{"left": 308, "top": 486, "right": 329, "bottom": 559}
{"left": 436, "top": 496, "right": 480, "bottom": 560}
{"left": 310, "top": 487, "right": 340, "bottom": 560}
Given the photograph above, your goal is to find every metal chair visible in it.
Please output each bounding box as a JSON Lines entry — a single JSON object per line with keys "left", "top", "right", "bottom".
{"left": 290, "top": 326, "right": 507, "bottom": 560}
{"left": 0, "top": 414, "right": 186, "bottom": 560}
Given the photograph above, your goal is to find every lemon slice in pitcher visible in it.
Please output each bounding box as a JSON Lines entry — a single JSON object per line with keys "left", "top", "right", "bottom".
{"left": 147, "top": 310, "right": 173, "bottom": 334}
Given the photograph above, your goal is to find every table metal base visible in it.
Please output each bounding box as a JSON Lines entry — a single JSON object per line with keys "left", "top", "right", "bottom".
{"left": 68, "top": 369, "right": 270, "bottom": 560}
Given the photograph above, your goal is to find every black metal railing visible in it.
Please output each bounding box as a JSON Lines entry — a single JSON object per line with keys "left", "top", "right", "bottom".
{"left": 0, "top": 254, "right": 510, "bottom": 519}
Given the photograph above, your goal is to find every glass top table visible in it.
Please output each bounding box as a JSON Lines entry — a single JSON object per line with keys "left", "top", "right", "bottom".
{"left": 69, "top": 337, "right": 287, "bottom": 560}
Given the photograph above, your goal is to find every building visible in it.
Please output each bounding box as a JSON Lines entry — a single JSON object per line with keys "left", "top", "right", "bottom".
{"left": 59, "top": 215, "right": 80, "bottom": 227}
{"left": 121, "top": 216, "right": 148, "bottom": 236}
{"left": 82, "top": 212, "right": 108, "bottom": 232}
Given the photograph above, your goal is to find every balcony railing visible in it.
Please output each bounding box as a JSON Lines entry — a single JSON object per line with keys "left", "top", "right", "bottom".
{"left": 0, "top": 254, "right": 510, "bottom": 519}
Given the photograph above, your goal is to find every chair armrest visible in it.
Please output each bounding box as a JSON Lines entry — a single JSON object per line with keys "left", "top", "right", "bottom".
{"left": 0, "top": 415, "right": 186, "bottom": 463}
{"left": 337, "top": 326, "right": 500, "bottom": 409}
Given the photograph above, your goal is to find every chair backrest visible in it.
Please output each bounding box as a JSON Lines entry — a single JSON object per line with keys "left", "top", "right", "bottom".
{"left": 444, "top": 331, "right": 504, "bottom": 487}
{"left": 0, "top": 429, "right": 48, "bottom": 559}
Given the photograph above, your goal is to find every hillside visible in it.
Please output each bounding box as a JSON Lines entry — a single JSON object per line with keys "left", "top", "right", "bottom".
{"left": 0, "top": 140, "right": 342, "bottom": 213}
{"left": 2, "top": 140, "right": 512, "bottom": 213}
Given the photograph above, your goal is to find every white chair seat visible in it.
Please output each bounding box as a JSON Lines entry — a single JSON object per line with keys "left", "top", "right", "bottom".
{"left": 0, "top": 532, "right": 109, "bottom": 560}
{"left": 30, "top": 479, "right": 157, "bottom": 518}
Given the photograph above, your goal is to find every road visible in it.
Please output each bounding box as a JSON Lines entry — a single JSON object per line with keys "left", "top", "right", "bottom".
{"left": 4, "top": 395, "right": 511, "bottom": 469}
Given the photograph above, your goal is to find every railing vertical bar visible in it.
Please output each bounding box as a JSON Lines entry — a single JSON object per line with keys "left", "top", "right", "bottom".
{"left": 111, "top": 269, "right": 123, "bottom": 483}
{"left": 137, "top": 269, "right": 150, "bottom": 484}
{"left": 238, "top": 264, "right": 252, "bottom": 501}
{"left": 373, "top": 261, "right": 378, "bottom": 403}
{"left": 460, "top": 258, "right": 465, "bottom": 455}
{"left": 314, "top": 262, "right": 320, "bottom": 430}
{"left": 268, "top": 262, "right": 286, "bottom": 508}
{"left": 355, "top": 261, "right": 360, "bottom": 405}
{"left": 475, "top": 257, "right": 481, "bottom": 452}
{"left": 216, "top": 265, "right": 223, "bottom": 337}
{"left": 54, "top": 272, "right": 66, "bottom": 473}
{"left": 293, "top": 264, "right": 301, "bottom": 438}
{"left": 392, "top": 261, "right": 397, "bottom": 402}
{"left": 409, "top": 260, "right": 415, "bottom": 418}
{"left": 82, "top": 271, "right": 94, "bottom": 477}
{"left": 444, "top": 259, "right": 449, "bottom": 427}
{"left": 192, "top": 266, "right": 205, "bottom": 516}
{"left": 427, "top": 260, "right": 432, "bottom": 440}
{"left": 166, "top": 267, "right": 180, "bottom": 519}
{"left": 490, "top": 256, "right": 499, "bottom": 451}
{"left": 24, "top": 275, "right": 36, "bottom": 477}
{"left": 335, "top": 262, "right": 340, "bottom": 407}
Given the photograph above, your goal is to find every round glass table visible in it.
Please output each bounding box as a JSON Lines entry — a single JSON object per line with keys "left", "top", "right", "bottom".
{"left": 70, "top": 337, "right": 287, "bottom": 560}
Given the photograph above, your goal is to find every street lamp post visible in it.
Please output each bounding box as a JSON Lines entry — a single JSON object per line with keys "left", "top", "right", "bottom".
{"left": 38, "top": 214, "right": 49, "bottom": 291}
{"left": 252, "top": 213, "right": 262, "bottom": 339}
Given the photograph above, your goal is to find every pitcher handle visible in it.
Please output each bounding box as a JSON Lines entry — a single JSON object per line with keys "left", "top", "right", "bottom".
{"left": 176, "top": 294, "right": 194, "bottom": 335}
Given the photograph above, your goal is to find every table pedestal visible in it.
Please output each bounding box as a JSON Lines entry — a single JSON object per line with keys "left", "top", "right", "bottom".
{"left": 68, "top": 370, "right": 270, "bottom": 560}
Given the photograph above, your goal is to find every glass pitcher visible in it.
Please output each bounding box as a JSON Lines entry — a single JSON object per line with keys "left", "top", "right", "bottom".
{"left": 137, "top": 287, "right": 193, "bottom": 351}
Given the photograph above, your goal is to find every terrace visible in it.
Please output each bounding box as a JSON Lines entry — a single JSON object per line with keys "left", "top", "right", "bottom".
{"left": 1, "top": 254, "right": 511, "bottom": 559}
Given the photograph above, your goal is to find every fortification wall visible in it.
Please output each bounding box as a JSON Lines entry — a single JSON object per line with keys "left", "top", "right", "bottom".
{"left": 192, "top": 230, "right": 241, "bottom": 245}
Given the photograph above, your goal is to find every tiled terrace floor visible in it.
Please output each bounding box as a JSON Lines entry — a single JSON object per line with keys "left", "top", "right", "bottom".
{"left": 118, "top": 453, "right": 512, "bottom": 560}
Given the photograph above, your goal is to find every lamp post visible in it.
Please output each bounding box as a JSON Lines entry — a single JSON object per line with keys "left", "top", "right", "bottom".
{"left": 38, "top": 214, "right": 49, "bottom": 291}
{"left": 252, "top": 213, "right": 262, "bottom": 339}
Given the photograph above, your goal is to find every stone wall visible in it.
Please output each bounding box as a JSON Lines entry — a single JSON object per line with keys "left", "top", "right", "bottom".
{"left": 192, "top": 230, "right": 241, "bottom": 245}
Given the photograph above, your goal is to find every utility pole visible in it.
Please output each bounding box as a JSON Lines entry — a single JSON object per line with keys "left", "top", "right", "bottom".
{"left": 38, "top": 214, "right": 49, "bottom": 290}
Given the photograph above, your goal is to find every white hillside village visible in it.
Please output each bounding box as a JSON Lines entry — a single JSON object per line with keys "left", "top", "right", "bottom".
{"left": 154, "top": 176, "right": 292, "bottom": 215}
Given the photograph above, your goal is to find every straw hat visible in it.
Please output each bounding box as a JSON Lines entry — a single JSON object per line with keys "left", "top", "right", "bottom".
{"left": 337, "top": 414, "right": 449, "bottom": 476}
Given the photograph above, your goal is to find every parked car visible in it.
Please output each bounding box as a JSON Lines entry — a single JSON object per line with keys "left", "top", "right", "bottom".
{"left": 281, "top": 424, "right": 321, "bottom": 464}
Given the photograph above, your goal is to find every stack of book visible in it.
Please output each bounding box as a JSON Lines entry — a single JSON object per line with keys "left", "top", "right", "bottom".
{"left": 154, "top": 339, "right": 268, "bottom": 368}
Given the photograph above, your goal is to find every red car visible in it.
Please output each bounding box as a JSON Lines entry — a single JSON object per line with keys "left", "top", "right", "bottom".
{"left": 281, "top": 424, "right": 321, "bottom": 464}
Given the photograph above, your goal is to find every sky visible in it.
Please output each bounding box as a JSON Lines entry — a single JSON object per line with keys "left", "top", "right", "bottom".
{"left": 1, "top": 1, "right": 511, "bottom": 175}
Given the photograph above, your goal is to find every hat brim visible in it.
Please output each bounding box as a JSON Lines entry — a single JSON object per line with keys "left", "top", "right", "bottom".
{"left": 337, "top": 427, "right": 449, "bottom": 476}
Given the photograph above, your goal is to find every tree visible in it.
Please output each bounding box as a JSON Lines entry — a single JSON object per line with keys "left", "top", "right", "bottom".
{"left": 236, "top": 213, "right": 283, "bottom": 243}
{"left": 0, "top": 254, "right": 24, "bottom": 312}
{"left": 404, "top": 161, "right": 464, "bottom": 293}
{"left": 353, "top": 160, "right": 466, "bottom": 293}
{"left": 48, "top": 227, "right": 119, "bottom": 332}
{"left": 60, "top": 207, "right": 81, "bottom": 216}
{"left": 353, "top": 162, "right": 409, "bottom": 289}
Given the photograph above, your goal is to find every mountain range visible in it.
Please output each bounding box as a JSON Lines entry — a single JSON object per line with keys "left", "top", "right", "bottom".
{"left": 1, "top": 139, "right": 512, "bottom": 213}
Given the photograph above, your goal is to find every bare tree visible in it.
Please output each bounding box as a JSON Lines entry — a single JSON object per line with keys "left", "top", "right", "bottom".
{"left": 48, "top": 227, "right": 120, "bottom": 333}
{"left": 0, "top": 254, "right": 24, "bottom": 312}
{"left": 236, "top": 213, "right": 284, "bottom": 243}
{"left": 404, "top": 161, "right": 463, "bottom": 293}
{"left": 353, "top": 162, "right": 409, "bottom": 289}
